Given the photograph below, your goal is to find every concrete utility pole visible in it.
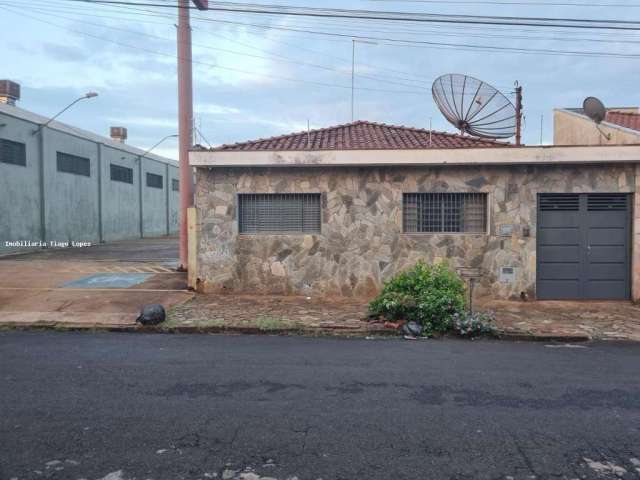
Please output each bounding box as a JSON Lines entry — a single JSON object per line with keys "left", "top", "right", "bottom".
{"left": 177, "top": 0, "right": 208, "bottom": 271}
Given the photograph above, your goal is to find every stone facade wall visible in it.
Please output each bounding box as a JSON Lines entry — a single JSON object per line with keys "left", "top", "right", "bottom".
{"left": 194, "top": 163, "right": 636, "bottom": 299}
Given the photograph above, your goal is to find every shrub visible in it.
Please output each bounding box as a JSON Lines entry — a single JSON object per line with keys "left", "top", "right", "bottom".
{"left": 369, "top": 261, "right": 466, "bottom": 334}
{"left": 451, "top": 311, "right": 497, "bottom": 337}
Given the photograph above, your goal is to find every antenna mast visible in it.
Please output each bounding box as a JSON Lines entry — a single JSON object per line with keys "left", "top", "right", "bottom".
{"left": 515, "top": 82, "right": 523, "bottom": 146}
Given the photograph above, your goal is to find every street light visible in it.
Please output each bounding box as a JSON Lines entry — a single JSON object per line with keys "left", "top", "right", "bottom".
{"left": 32, "top": 91, "right": 98, "bottom": 136}
{"left": 140, "top": 134, "right": 179, "bottom": 159}
{"left": 351, "top": 39, "right": 378, "bottom": 122}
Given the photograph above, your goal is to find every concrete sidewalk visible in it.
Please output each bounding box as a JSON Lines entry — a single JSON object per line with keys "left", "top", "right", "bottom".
{"left": 0, "top": 237, "right": 193, "bottom": 328}
{"left": 2, "top": 238, "right": 639, "bottom": 341}
{"left": 164, "top": 294, "right": 640, "bottom": 341}
{"left": 480, "top": 299, "right": 640, "bottom": 341}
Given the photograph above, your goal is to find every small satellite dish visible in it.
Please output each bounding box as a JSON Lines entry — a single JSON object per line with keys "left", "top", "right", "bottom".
{"left": 583, "top": 96, "right": 606, "bottom": 124}
{"left": 432, "top": 74, "right": 517, "bottom": 139}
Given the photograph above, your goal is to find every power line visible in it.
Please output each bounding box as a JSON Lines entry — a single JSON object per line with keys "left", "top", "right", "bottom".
{"left": 12, "top": 0, "right": 637, "bottom": 89}
{"left": 0, "top": 5, "right": 431, "bottom": 96}
{"left": 14, "top": 0, "right": 640, "bottom": 58}
{"left": 37, "top": 0, "right": 640, "bottom": 39}
{"left": 0, "top": 0, "right": 436, "bottom": 91}
{"left": 7, "top": 0, "right": 444, "bottom": 84}
{"left": 54, "top": 0, "right": 640, "bottom": 30}
{"left": 145, "top": 14, "right": 640, "bottom": 58}
{"left": 52, "top": 0, "right": 640, "bottom": 57}
{"left": 0, "top": 1, "right": 436, "bottom": 89}
{"left": 367, "top": 0, "right": 640, "bottom": 7}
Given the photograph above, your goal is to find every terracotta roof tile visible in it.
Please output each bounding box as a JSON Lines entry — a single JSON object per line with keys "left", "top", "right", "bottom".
{"left": 605, "top": 111, "right": 640, "bottom": 132}
{"left": 212, "top": 120, "right": 513, "bottom": 151}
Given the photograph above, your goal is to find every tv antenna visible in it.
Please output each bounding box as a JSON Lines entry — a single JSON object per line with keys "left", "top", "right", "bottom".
{"left": 432, "top": 74, "right": 521, "bottom": 144}
{"left": 583, "top": 96, "right": 612, "bottom": 141}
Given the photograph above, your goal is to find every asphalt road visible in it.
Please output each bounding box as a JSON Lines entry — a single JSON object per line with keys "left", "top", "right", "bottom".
{"left": 1, "top": 332, "right": 639, "bottom": 480}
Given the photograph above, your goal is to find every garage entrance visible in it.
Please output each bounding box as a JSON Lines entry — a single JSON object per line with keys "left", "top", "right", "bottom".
{"left": 537, "top": 193, "right": 631, "bottom": 300}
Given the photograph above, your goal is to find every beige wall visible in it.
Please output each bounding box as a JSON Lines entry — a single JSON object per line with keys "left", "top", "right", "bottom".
{"left": 554, "top": 110, "right": 640, "bottom": 146}
{"left": 194, "top": 163, "right": 638, "bottom": 301}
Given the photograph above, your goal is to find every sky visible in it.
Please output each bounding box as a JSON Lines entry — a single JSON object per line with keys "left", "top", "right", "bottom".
{"left": 1, "top": 0, "right": 639, "bottom": 160}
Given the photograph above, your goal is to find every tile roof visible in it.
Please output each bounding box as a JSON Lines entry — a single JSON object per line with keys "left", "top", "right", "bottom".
{"left": 605, "top": 111, "right": 640, "bottom": 132}
{"left": 211, "top": 120, "right": 513, "bottom": 152}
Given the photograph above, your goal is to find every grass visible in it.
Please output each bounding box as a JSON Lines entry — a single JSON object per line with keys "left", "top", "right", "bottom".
{"left": 255, "top": 315, "right": 300, "bottom": 331}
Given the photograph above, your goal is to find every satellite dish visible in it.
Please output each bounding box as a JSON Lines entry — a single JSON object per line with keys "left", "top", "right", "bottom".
{"left": 432, "top": 74, "right": 517, "bottom": 139}
{"left": 583, "top": 96, "right": 606, "bottom": 124}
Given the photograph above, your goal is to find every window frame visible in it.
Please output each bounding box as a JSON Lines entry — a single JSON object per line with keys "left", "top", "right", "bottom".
{"left": 171, "top": 178, "right": 179, "bottom": 192}
{"left": 237, "top": 192, "right": 323, "bottom": 235}
{"left": 146, "top": 172, "right": 164, "bottom": 189}
{"left": 402, "top": 192, "right": 489, "bottom": 235}
{"left": 0, "top": 138, "right": 27, "bottom": 167}
{"left": 110, "top": 163, "right": 134, "bottom": 184}
{"left": 56, "top": 151, "right": 91, "bottom": 177}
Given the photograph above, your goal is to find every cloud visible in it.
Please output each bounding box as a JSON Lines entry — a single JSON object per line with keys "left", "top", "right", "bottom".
{"left": 107, "top": 116, "right": 177, "bottom": 129}
{"left": 3, "top": 0, "right": 638, "bottom": 149}
{"left": 41, "top": 43, "right": 89, "bottom": 62}
{"left": 195, "top": 104, "right": 242, "bottom": 115}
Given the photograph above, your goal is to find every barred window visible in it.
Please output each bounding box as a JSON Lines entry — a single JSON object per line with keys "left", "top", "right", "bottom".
{"left": 403, "top": 193, "right": 487, "bottom": 233}
{"left": 0, "top": 138, "right": 26, "bottom": 167}
{"left": 57, "top": 152, "right": 90, "bottom": 177}
{"left": 172, "top": 179, "right": 179, "bottom": 191}
{"left": 238, "top": 193, "right": 321, "bottom": 234}
{"left": 110, "top": 163, "right": 133, "bottom": 184}
{"left": 146, "top": 172, "right": 163, "bottom": 189}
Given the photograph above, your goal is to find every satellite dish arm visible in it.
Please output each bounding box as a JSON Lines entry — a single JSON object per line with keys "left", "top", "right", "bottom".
{"left": 467, "top": 99, "right": 512, "bottom": 125}
{"left": 472, "top": 115, "right": 517, "bottom": 128}
{"left": 464, "top": 89, "right": 500, "bottom": 123}
{"left": 463, "top": 82, "right": 484, "bottom": 123}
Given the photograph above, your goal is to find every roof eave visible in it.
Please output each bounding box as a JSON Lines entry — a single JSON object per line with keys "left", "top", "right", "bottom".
{"left": 190, "top": 144, "right": 640, "bottom": 168}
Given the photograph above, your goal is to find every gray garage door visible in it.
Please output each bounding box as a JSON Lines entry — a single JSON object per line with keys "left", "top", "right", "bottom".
{"left": 537, "top": 193, "right": 630, "bottom": 300}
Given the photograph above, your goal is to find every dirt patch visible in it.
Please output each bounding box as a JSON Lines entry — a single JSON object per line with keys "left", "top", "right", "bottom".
{"left": 166, "top": 294, "right": 379, "bottom": 333}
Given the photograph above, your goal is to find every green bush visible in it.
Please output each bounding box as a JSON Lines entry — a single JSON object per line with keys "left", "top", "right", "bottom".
{"left": 369, "top": 261, "right": 466, "bottom": 334}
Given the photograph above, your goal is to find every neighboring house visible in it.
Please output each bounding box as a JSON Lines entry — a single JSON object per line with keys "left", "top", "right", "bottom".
{"left": 554, "top": 107, "right": 640, "bottom": 145}
{"left": 189, "top": 120, "right": 640, "bottom": 301}
{"left": 0, "top": 82, "right": 180, "bottom": 255}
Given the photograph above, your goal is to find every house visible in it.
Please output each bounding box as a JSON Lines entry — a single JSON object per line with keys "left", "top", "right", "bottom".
{"left": 189, "top": 120, "right": 640, "bottom": 301}
{"left": 0, "top": 81, "right": 180, "bottom": 255}
{"left": 554, "top": 106, "right": 640, "bottom": 146}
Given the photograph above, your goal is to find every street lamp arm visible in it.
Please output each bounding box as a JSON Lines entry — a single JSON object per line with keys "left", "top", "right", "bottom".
{"left": 32, "top": 92, "right": 98, "bottom": 136}
{"left": 139, "top": 134, "right": 179, "bottom": 159}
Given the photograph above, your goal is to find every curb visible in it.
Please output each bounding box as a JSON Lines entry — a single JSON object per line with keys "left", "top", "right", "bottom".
{"left": 497, "top": 331, "right": 591, "bottom": 343}
{"left": 0, "top": 322, "right": 397, "bottom": 337}
{"left": 0, "top": 322, "right": 603, "bottom": 342}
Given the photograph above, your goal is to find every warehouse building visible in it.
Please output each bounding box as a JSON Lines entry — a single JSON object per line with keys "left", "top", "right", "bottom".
{"left": 0, "top": 81, "right": 179, "bottom": 255}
